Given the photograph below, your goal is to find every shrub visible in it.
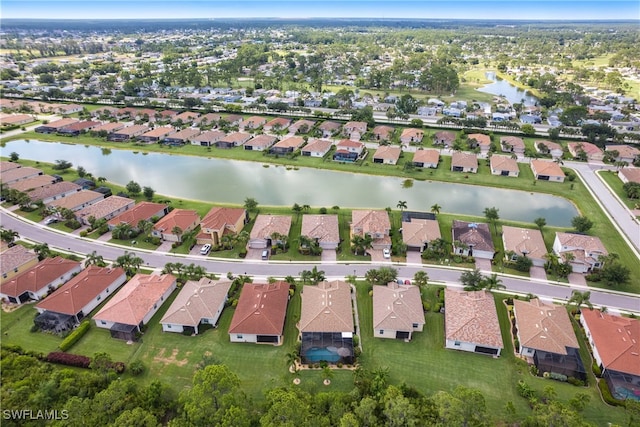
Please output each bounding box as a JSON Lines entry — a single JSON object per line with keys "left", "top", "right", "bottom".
{"left": 529, "top": 365, "right": 539, "bottom": 376}
{"left": 79, "top": 230, "right": 88, "bottom": 237}
{"left": 513, "top": 339, "right": 520, "bottom": 351}
{"left": 433, "top": 303, "right": 442, "bottom": 313}
{"left": 352, "top": 335, "right": 359, "bottom": 347}
{"left": 337, "top": 362, "right": 343, "bottom": 368}
{"left": 567, "top": 377, "right": 585, "bottom": 387}
{"left": 65, "top": 219, "right": 81, "bottom": 230}
{"left": 128, "top": 360, "right": 145, "bottom": 376}
{"left": 59, "top": 321, "right": 91, "bottom": 352}
{"left": 46, "top": 352, "right": 91, "bottom": 368}
{"left": 592, "top": 361, "right": 602, "bottom": 378}
{"left": 598, "top": 379, "right": 625, "bottom": 407}
{"left": 517, "top": 380, "right": 536, "bottom": 399}
{"left": 112, "top": 361, "right": 125, "bottom": 374}
{"left": 423, "top": 301, "right": 431, "bottom": 312}
{"left": 549, "top": 372, "right": 568, "bottom": 382}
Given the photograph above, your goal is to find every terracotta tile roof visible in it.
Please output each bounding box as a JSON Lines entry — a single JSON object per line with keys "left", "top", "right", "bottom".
{"left": 336, "top": 139, "right": 364, "bottom": 149}
{"left": 606, "top": 144, "right": 640, "bottom": 159}
{"left": 60, "top": 121, "right": 100, "bottom": 132}
{"left": 250, "top": 215, "right": 292, "bottom": 239}
{"left": 193, "top": 130, "right": 225, "bottom": 143}
{"left": 1, "top": 114, "right": 34, "bottom": 125}
{"left": 0, "top": 161, "right": 21, "bottom": 173}
{"left": 223, "top": 114, "right": 243, "bottom": 124}
{"left": 36, "top": 266, "right": 126, "bottom": 315}
{"left": 8, "top": 175, "right": 56, "bottom": 192}
{"left": 108, "top": 201, "right": 168, "bottom": 228}
{"left": 2, "top": 166, "right": 42, "bottom": 183}
{"left": 402, "top": 219, "right": 441, "bottom": 247}
{"left": 91, "top": 122, "right": 125, "bottom": 133}
{"left": 1, "top": 245, "right": 38, "bottom": 276}
{"left": 264, "top": 117, "right": 291, "bottom": 128}
{"left": 452, "top": 220, "right": 494, "bottom": 252}
{"left": 167, "top": 128, "right": 201, "bottom": 141}
{"left": 372, "top": 125, "right": 395, "bottom": 139}
{"left": 351, "top": 210, "right": 391, "bottom": 236}
{"left": 412, "top": 149, "right": 439, "bottom": 165}
{"left": 502, "top": 226, "right": 547, "bottom": 260}
{"left": 76, "top": 195, "right": 134, "bottom": 222}
{"left": 290, "top": 119, "right": 316, "bottom": 132}
{"left": 568, "top": 142, "right": 602, "bottom": 156}
{"left": 220, "top": 132, "right": 251, "bottom": 145}
{"left": 113, "top": 124, "right": 149, "bottom": 136}
{"left": 434, "top": 131, "right": 456, "bottom": 143}
{"left": 531, "top": 159, "right": 565, "bottom": 178}
{"left": 272, "top": 136, "right": 304, "bottom": 149}
{"left": 373, "top": 145, "right": 401, "bottom": 161}
{"left": 451, "top": 152, "right": 478, "bottom": 169}
{"left": 318, "top": 121, "right": 341, "bottom": 131}
{"left": 94, "top": 274, "right": 176, "bottom": 326}
{"left": 373, "top": 283, "right": 424, "bottom": 332}
{"left": 344, "top": 121, "right": 367, "bottom": 132}
{"left": 301, "top": 214, "right": 339, "bottom": 245}
{"left": 48, "top": 190, "right": 103, "bottom": 211}
{"left": 535, "top": 140, "right": 562, "bottom": 152}
{"left": 555, "top": 232, "right": 608, "bottom": 265}
{"left": 0, "top": 257, "right": 81, "bottom": 299}
{"left": 153, "top": 209, "right": 199, "bottom": 233}
{"left": 201, "top": 207, "right": 246, "bottom": 232}
{"left": 500, "top": 136, "right": 525, "bottom": 150}
{"left": 302, "top": 139, "right": 332, "bottom": 154}
{"left": 468, "top": 133, "right": 491, "bottom": 146}
{"left": 160, "top": 278, "right": 232, "bottom": 327}
{"left": 245, "top": 134, "right": 277, "bottom": 148}
{"left": 141, "top": 126, "right": 175, "bottom": 138}
{"left": 197, "top": 113, "right": 223, "bottom": 124}
{"left": 240, "top": 116, "right": 267, "bottom": 128}
{"left": 228, "top": 282, "right": 290, "bottom": 335}
{"left": 514, "top": 298, "right": 579, "bottom": 354}
{"left": 300, "top": 280, "right": 353, "bottom": 333}
{"left": 619, "top": 168, "right": 640, "bottom": 184}
{"left": 401, "top": 128, "right": 423, "bottom": 140}
{"left": 27, "top": 181, "right": 81, "bottom": 203}
{"left": 445, "top": 289, "right": 503, "bottom": 349}
{"left": 40, "top": 118, "right": 78, "bottom": 129}
{"left": 581, "top": 309, "right": 640, "bottom": 376}
{"left": 490, "top": 155, "right": 519, "bottom": 172}
{"left": 173, "top": 111, "right": 200, "bottom": 122}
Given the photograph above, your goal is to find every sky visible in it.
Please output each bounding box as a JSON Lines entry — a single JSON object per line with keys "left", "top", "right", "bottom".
{"left": 1, "top": 0, "right": 638, "bottom": 20}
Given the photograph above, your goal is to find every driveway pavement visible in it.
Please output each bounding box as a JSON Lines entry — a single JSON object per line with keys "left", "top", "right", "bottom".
{"left": 369, "top": 249, "right": 390, "bottom": 263}
{"left": 406, "top": 251, "right": 422, "bottom": 264}
{"left": 529, "top": 266, "right": 548, "bottom": 281}
{"left": 245, "top": 247, "right": 267, "bottom": 260}
{"left": 321, "top": 249, "right": 337, "bottom": 262}
{"left": 156, "top": 240, "right": 174, "bottom": 252}
{"left": 475, "top": 258, "right": 492, "bottom": 273}
{"left": 568, "top": 272, "right": 587, "bottom": 286}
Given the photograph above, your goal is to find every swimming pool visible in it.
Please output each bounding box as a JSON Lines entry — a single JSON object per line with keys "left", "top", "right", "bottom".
{"left": 304, "top": 347, "right": 341, "bottom": 363}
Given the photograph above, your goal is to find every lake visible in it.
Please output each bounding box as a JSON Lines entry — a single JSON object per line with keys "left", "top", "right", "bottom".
{"left": 1, "top": 140, "right": 577, "bottom": 226}
{"left": 478, "top": 72, "right": 538, "bottom": 106}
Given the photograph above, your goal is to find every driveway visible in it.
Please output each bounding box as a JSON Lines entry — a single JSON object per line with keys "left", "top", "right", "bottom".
{"left": 321, "top": 249, "right": 336, "bottom": 262}
{"left": 156, "top": 240, "right": 174, "bottom": 252}
{"left": 406, "top": 251, "right": 422, "bottom": 265}
{"left": 568, "top": 273, "right": 587, "bottom": 286}
{"left": 245, "top": 247, "right": 267, "bottom": 260}
{"left": 475, "top": 258, "right": 492, "bottom": 273}
{"left": 369, "top": 249, "right": 390, "bottom": 263}
{"left": 529, "top": 266, "right": 548, "bottom": 281}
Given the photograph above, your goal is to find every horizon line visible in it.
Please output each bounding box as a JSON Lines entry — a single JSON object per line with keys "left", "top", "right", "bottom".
{"left": 2, "top": 17, "right": 639, "bottom": 21}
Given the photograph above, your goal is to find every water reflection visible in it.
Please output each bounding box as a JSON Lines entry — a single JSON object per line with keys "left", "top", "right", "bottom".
{"left": 478, "top": 72, "right": 538, "bottom": 106}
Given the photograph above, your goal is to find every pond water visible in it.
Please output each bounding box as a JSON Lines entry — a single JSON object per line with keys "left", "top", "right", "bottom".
{"left": 1, "top": 140, "right": 578, "bottom": 226}
{"left": 478, "top": 72, "right": 538, "bottom": 106}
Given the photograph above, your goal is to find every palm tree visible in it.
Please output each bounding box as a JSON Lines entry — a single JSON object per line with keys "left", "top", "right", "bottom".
{"left": 430, "top": 204, "right": 442, "bottom": 215}
{"left": 568, "top": 290, "right": 593, "bottom": 311}
{"left": 309, "top": 266, "right": 325, "bottom": 284}
{"left": 286, "top": 351, "right": 299, "bottom": 372}
{"left": 396, "top": 200, "right": 407, "bottom": 212}
{"left": 171, "top": 226, "right": 183, "bottom": 242}
{"left": 292, "top": 203, "right": 302, "bottom": 216}
{"left": 84, "top": 250, "right": 106, "bottom": 268}
{"left": 33, "top": 242, "right": 51, "bottom": 261}
{"left": 302, "top": 204, "right": 311, "bottom": 212}
{"left": 136, "top": 219, "right": 153, "bottom": 237}
{"left": 0, "top": 228, "right": 19, "bottom": 244}
{"left": 115, "top": 251, "right": 144, "bottom": 277}
{"left": 483, "top": 206, "right": 500, "bottom": 234}
{"left": 112, "top": 223, "right": 133, "bottom": 240}
{"left": 482, "top": 274, "right": 506, "bottom": 291}
{"left": 299, "top": 269, "right": 313, "bottom": 285}
{"left": 534, "top": 217, "right": 546, "bottom": 231}
{"left": 413, "top": 271, "right": 429, "bottom": 288}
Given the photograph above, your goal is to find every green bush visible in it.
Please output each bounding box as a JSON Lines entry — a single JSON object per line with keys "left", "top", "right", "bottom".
{"left": 592, "top": 361, "right": 602, "bottom": 377}
{"left": 59, "top": 321, "right": 90, "bottom": 352}
{"left": 598, "top": 379, "right": 624, "bottom": 407}
{"left": 128, "top": 360, "right": 145, "bottom": 376}
{"left": 549, "top": 372, "right": 568, "bottom": 382}
{"left": 352, "top": 335, "right": 359, "bottom": 347}
{"left": 567, "top": 377, "right": 585, "bottom": 387}
{"left": 423, "top": 301, "right": 431, "bottom": 312}
{"left": 433, "top": 303, "right": 442, "bottom": 313}
{"left": 79, "top": 230, "right": 88, "bottom": 237}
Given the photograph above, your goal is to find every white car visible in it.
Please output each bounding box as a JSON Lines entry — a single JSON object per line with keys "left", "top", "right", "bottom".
{"left": 383, "top": 248, "right": 391, "bottom": 259}
{"left": 200, "top": 244, "right": 211, "bottom": 255}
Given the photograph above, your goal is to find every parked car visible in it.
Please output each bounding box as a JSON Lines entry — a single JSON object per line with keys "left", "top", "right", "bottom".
{"left": 200, "top": 244, "right": 211, "bottom": 255}
{"left": 383, "top": 248, "right": 391, "bottom": 258}
{"left": 44, "top": 216, "right": 59, "bottom": 225}
{"left": 261, "top": 250, "right": 270, "bottom": 260}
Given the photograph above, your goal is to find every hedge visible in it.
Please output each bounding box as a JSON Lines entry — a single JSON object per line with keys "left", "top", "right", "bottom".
{"left": 46, "top": 352, "right": 91, "bottom": 368}
{"left": 598, "top": 379, "right": 625, "bottom": 407}
{"left": 59, "top": 320, "right": 91, "bottom": 352}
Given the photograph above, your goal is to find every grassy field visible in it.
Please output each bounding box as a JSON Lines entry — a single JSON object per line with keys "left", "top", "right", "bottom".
{"left": 597, "top": 169, "right": 637, "bottom": 210}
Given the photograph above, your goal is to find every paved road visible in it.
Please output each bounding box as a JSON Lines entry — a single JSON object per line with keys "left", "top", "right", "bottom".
{"left": 2, "top": 209, "right": 638, "bottom": 314}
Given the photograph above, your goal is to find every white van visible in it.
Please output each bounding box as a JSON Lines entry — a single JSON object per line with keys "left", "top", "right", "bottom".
{"left": 261, "top": 250, "right": 269, "bottom": 260}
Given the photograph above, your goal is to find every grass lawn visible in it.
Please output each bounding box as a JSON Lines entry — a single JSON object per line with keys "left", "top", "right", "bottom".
{"left": 597, "top": 169, "right": 637, "bottom": 210}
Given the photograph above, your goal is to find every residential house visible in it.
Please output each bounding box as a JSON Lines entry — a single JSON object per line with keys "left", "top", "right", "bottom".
{"left": 192, "top": 130, "right": 225, "bottom": 146}
{"left": 196, "top": 113, "right": 223, "bottom": 127}
{"left": 8, "top": 174, "right": 57, "bottom": 193}
{"left": 0, "top": 161, "right": 21, "bottom": 173}
{"left": 301, "top": 214, "right": 340, "bottom": 250}
{"left": 1, "top": 245, "right": 39, "bottom": 284}
{"left": 239, "top": 116, "right": 267, "bottom": 131}
{"left": 244, "top": 134, "right": 277, "bottom": 151}
{"left": 216, "top": 132, "right": 251, "bottom": 149}
{"left": 535, "top": 140, "right": 564, "bottom": 159}
{"left": 502, "top": 226, "right": 547, "bottom": 267}
{"left": 580, "top": 309, "right": 640, "bottom": 401}
{"left": 27, "top": 181, "right": 81, "bottom": 205}
{"left": 163, "top": 128, "right": 201, "bottom": 145}
{"left": 552, "top": 232, "right": 608, "bottom": 273}
{"left": 158, "top": 110, "right": 177, "bottom": 120}
{"left": 108, "top": 201, "right": 168, "bottom": 231}
{"left": 94, "top": 273, "right": 177, "bottom": 341}
{"left": 228, "top": 282, "right": 290, "bottom": 345}
{"left": 73, "top": 178, "right": 95, "bottom": 190}
{"left": 47, "top": 190, "right": 104, "bottom": 212}
{"left": 500, "top": 136, "right": 525, "bottom": 156}
{"left": 444, "top": 289, "right": 503, "bottom": 356}
{"left": 270, "top": 136, "right": 305, "bottom": 155}
{"left": 402, "top": 218, "right": 441, "bottom": 252}
{"left": 568, "top": 142, "right": 604, "bottom": 161}
{"left": 249, "top": 215, "right": 292, "bottom": 249}
{"left": 223, "top": 114, "right": 243, "bottom": 126}
{"left": 34, "top": 266, "right": 127, "bottom": 333}
{"left": 530, "top": 159, "right": 566, "bottom": 182}
{"left": 373, "top": 282, "right": 424, "bottom": 340}
{"left": 343, "top": 121, "right": 367, "bottom": 140}
{"left": 318, "top": 120, "right": 342, "bottom": 138}
{"left": 618, "top": 167, "right": 640, "bottom": 184}
{"left": 290, "top": 119, "right": 316, "bottom": 134}
{"left": 451, "top": 152, "right": 478, "bottom": 173}
{"left": 0, "top": 257, "right": 82, "bottom": 304}
{"left": 55, "top": 104, "right": 83, "bottom": 115}
{"left": 161, "top": 278, "right": 233, "bottom": 334}
{"left": 91, "top": 122, "right": 125, "bottom": 134}
{"left": 433, "top": 131, "right": 456, "bottom": 146}
{"left": 400, "top": 128, "right": 424, "bottom": 145}
{"left": 172, "top": 111, "right": 200, "bottom": 124}
{"left": 520, "top": 114, "right": 542, "bottom": 125}
{"left": 372, "top": 146, "right": 401, "bottom": 165}
{"left": 467, "top": 133, "right": 492, "bottom": 153}
{"left": 138, "top": 126, "right": 175, "bottom": 144}
{"left": 452, "top": 220, "right": 495, "bottom": 259}
{"left": 56, "top": 120, "right": 100, "bottom": 136}
{"left": 151, "top": 209, "right": 200, "bottom": 242}
{"left": 333, "top": 139, "right": 365, "bottom": 162}
{"left": 300, "top": 280, "right": 355, "bottom": 364}
{"left": 605, "top": 144, "right": 640, "bottom": 164}
{"left": 34, "top": 118, "right": 78, "bottom": 134}
{"left": 372, "top": 125, "right": 395, "bottom": 142}
{"left": 75, "top": 195, "right": 135, "bottom": 226}
{"left": 107, "top": 124, "right": 149, "bottom": 142}
{"left": 263, "top": 117, "right": 291, "bottom": 132}
{"left": 196, "top": 207, "right": 247, "bottom": 246}
{"left": 351, "top": 210, "right": 391, "bottom": 250}
{"left": 412, "top": 149, "right": 439, "bottom": 168}
{"left": 513, "top": 298, "right": 586, "bottom": 380}
{"left": 301, "top": 139, "right": 332, "bottom": 157}
{"left": 490, "top": 155, "right": 520, "bottom": 177}
{"left": 2, "top": 166, "right": 43, "bottom": 184}
{"left": 0, "top": 114, "right": 34, "bottom": 126}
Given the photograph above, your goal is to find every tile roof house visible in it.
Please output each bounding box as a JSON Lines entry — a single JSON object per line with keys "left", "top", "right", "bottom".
{"left": 196, "top": 113, "right": 223, "bottom": 127}
{"left": 161, "top": 278, "right": 233, "bottom": 334}
{"left": 2, "top": 166, "right": 43, "bottom": 184}
{"left": 107, "top": 124, "right": 149, "bottom": 142}
{"left": 580, "top": 309, "right": 640, "bottom": 400}
{"left": 412, "top": 149, "right": 439, "bottom": 169}
{"left": 301, "top": 139, "right": 333, "bottom": 158}
{"left": 57, "top": 120, "right": 100, "bottom": 136}
{"left": 444, "top": 289, "right": 503, "bottom": 356}
{"left": 196, "top": 207, "right": 247, "bottom": 246}
{"left": 318, "top": 120, "right": 342, "bottom": 138}
{"left": 605, "top": 144, "right": 640, "bottom": 164}
{"left": 490, "top": 155, "right": 520, "bottom": 177}
{"left": 433, "top": 131, "right": 456, "bottom": 146}
{"left": 270, "top": 136, "right": 305, "bottom": 154}
{"left": 618, "top": 167, "right": 640, "bottom": 184}
{"left": 400, "top": 128, "right": 424, "bottom": 145}
{"left": 568, "top": 142, "right": 604, "bottom": 161}
{"left": 94, "top": 273, "right": 177, "bottom": 341}
{"left": 373, "top": 145, "right": 402, "bottom": 165}
{"left": 0, "top": 257, "right": 82, "bottom": 304}
{"left": 263, "top": 117, "right": 291, "bottom": 132}
{"left": 552, "top": 232, "right": 608, "bottom": 273}
{"left": 452, "top": 220, "right": 495, "bottom": 260}
{"left": 34, "top": 118, "right": 79, "bottom": 134}
{"left": 47, "top": 190, "right": 104, "bottom": 212}
{"left": 172, "top": 111, "right": 200, "bottom": 124}
{"left": 402, "top": 218, "right": 441, "bottom": 252}
{"left": 535, "top": 140, "right": 564, "bottom": 159}
{"left": 223, "top": 114, "right": 243, "bottom": 125}
{"left": 301, "top": 214, "right": 340, "bottom": 250}
{"left": 34, "top": 266, "right": 127, "bottom": 334}
{"left": 0, "top": 161, "right": 21, "bottom": 173}
{"left": 290, "top": 119, "right": 316, "bottom": 134}
{"left": 333, "top": 139, "right": 365, "bottom": 162}
{"left": 451, "top": 152, "right": 478, "bottom": 173}
{"left": 107, "top": 201, "right": 169, "bottom": 230}
{"left": 467, "top": 133, "right": 492, "bottom": 152}
{"left": 0, "top": 113, "right": 34, "bottom": 126}
{"left": 151, "top": 209, "right": 200, "bottom": 242}
{"left": 513, "top": 298, "right": 586, "bottom": 380}
{"left": 1, "top": 245, "right": 40, "bottom": 284}
{"left": 138, "top": 126, "right": 176, "bottom": 144}
{"left": 500, "top": 136, "right": 525, "bottom": 155}
{"left": 244, "top": 134, "right": 277, "bottom": 151}
{"left": 239, "top": 116, "right": 267, "bottom": 130}
{"left": 163, "top": 128, "right": 201, "bottom": 145}
{"left": 343, "top": 121, "right": 367, "bottom": 140}
{"left": 192, "top": 130, "right": 226, "bottom": 146}
{"left": 249, "top": 215, "right": 292, "bottom": 249}
{"left": 502, "top": 226, "right": 547, "bottom": 267}
{"left": 372, "top": 125, "right": 395, "bottom": 142}
{"left": 8, "top": 174, "right": 57, "bottom": 192}
{"left": 351, "top": 210, "right": 391, "bottom": 250}
{"left": 530, "top": 159, "right": 566, "bottom": 182}
{"left": 228, "top": 282, "right": 290, "bottom": 345}
{"left": 216, "top": 131, "right": 252, "bottom": 149}
{"left": 91, "top": 122, "right": 126, "bottom": 134}
{"left": 373, "top": 282, "right": 424, "bottom": 341}
{"left": 27, "top": 181, "right": 81, "bottom": 204}
{"left": 300, "top": 280, "right": 355, "bottom": 364}
{"left": 75, "top": 195, "right": 135, "bottom": 226}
